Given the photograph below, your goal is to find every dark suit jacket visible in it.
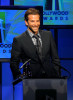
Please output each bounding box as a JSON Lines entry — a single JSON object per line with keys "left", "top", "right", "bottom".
{"left": 10, "top": 30, "right": 61, "bottom": 79}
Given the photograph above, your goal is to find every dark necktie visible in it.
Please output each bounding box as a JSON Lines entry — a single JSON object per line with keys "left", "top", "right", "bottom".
{"left": 33, "top": 34, "right": 42, "bottom": 59}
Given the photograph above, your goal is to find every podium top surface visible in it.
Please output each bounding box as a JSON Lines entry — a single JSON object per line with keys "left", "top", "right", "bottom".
{"left": 12, "top": 77, "right": 68, "bottom": 86}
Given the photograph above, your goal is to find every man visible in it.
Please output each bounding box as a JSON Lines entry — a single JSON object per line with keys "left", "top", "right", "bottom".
{"left": 10, "top": 8, "right": 61, "bottom": 79}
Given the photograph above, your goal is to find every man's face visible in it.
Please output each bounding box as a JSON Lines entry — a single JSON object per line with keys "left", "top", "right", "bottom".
{"left": 25, "top": 14, "right": 40, "bottom": 34}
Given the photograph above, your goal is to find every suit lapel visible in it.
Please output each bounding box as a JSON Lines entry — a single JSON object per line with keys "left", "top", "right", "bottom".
{"left": 40, "top": 30, "right": 45, "bottom": 56}
{"left": 23, "top": 30, "right": 38, "bottom": 58}
{"left": 40, "top": 30, "right": 49, "bottom": 59}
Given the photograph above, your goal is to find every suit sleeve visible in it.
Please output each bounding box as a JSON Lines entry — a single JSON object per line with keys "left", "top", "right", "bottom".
{"left": 10, "top": 37, "right": 21, "bottom": 79}
{"left": 50, "top": 32, "right": 61, "bottom": 77}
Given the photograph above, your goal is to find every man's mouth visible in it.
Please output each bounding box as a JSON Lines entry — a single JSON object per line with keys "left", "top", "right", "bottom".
{"left": 33, "top": 27, "right": 38, "bottom": 29}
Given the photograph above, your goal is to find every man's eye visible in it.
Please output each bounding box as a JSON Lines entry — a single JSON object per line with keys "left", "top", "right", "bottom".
{"left": 37, "top": 20, "right": 40, "bottom": 22}
{"left": 31, "top": 21, "right": 34, "bottom": 22}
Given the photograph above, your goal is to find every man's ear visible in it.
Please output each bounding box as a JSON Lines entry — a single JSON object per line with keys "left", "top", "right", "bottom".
{"left": 25, "top": 20, "right": 28, "bottom": 26}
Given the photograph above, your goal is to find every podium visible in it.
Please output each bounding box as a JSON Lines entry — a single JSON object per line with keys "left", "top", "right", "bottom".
{"left": 13, "top": 78, "right": 67, "bottom": 100}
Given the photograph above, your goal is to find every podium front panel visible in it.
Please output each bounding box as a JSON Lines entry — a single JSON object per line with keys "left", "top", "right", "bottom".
{"left": 23, "top": 79, "right": 67, "bottom": 100}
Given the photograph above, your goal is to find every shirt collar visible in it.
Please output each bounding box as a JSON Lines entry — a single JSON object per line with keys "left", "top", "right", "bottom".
{"left": 27, "top": 29, "right": 41, "bottom": 38}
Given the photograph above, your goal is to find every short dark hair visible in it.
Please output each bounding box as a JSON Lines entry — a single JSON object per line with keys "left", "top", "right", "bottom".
{"left": 24, "top": 8, "right": 40, "bottom": 21}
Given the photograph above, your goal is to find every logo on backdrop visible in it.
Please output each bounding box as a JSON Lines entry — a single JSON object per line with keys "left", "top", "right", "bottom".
{"left": 0, "top": 19, "right": 5, "bottom": 43}
{"left": 43, "top": 0, "right": 69, "bottom": 25}
{"left": 0, "top": 18, "right": 11, "bottom": 55}
{"left": 45, "top": 0, "right": 62, "bottom": 10}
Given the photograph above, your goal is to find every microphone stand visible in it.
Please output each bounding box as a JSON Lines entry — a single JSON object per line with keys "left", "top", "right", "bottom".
{"left": 52, "top": 61, "right": 71, "bottom": 79}
{"left": 12, "top": 59, "right": 31, "bottom": 85}
{"left": 19, "top": 59, "right": 31, "bottom": 79}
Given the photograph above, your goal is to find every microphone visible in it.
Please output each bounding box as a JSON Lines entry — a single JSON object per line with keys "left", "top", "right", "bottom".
{"left": 53, "top": 61, "right": 71, "bottom": 79}
{"left": 19, "top": 59, "right": 31, "bottom": 71}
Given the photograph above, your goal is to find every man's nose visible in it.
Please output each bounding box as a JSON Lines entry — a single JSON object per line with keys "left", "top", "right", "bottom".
{"left": 34, "top": 22, "right": 38, "bottom": 26}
